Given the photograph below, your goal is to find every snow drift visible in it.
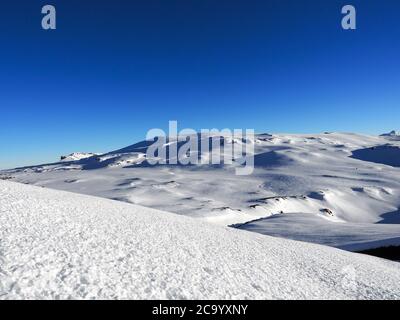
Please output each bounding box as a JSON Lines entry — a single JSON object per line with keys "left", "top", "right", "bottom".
{"left": 1, "top": 180, "right": 400, "bottom": 300}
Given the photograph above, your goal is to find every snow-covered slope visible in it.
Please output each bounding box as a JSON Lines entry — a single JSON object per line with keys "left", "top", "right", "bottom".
{"left": 234, "top": 212, "right": 400, "bottom": 252}
{"left": 1, "top": 180, "right": 400, "bottom": 300}
{"left": 3, "top": 132, "right": 400, "bottom": 250}
{"left": 60, "top": 152, "right": 98, "bottom": 162}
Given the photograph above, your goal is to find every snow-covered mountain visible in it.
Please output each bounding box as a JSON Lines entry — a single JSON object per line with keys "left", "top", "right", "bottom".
{"left": 3, "top": 132, "right": 400, "bottom": 251}
{"left": 1, "top": 180, "right": 400, "bottom": 299}
{"left": 60, "top": 152, "right": 99, "bottom": 162}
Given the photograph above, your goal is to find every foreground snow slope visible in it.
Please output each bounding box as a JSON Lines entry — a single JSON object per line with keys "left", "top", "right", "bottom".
{"left": 4, "top": 132, "right": 400, "bottom": 250}
{"left": 1, "top": 180, "right": 400, "bottom": 299}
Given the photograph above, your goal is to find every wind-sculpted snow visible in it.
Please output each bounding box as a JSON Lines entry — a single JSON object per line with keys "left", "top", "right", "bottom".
{"left": 3, "top": 132, "right": 400, "bottom": 250}
{"left": 1, "top": 180, "right": 400, "bottom": 300}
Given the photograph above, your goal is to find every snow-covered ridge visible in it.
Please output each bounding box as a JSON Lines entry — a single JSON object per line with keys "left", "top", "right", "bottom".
{"left": 1, "top": 180, "right": 400, "bottom": 299}
{"left": 60, "top": 152, "right": 99, "bottom": 162}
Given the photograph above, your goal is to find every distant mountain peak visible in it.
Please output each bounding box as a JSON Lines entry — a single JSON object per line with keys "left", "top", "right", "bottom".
{"left": 60, "top": 152, "right": 98, "bottom": 162}
{"left": 380, "top": 130, "right": 399, "bottom": 137}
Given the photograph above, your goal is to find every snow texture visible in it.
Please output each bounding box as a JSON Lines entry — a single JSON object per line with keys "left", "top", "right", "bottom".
{"left": 1, "top": 180, "right": 400, "bottom": 300}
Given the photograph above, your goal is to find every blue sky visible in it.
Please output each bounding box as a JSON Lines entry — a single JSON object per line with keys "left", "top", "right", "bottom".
{"left": 1, "top": 0, "right": 400, "bottom": 169}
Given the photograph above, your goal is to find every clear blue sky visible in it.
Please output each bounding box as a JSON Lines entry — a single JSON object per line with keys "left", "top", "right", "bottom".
{"left": 1, "top": 0, "right": 399, "bottom": 169}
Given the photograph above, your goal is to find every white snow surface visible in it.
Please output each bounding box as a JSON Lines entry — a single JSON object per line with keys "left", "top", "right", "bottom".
{"left": 1, "top": 180, "right": 400, "bottom": 300}
{"left": 60, "top": 152, "right": 98, "bottom": 162}
{"left": 3, "top": 132, "right": 400, "bottom": 250}
{"left": 234, "top": 212, "right": 400, "bottom": 251}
